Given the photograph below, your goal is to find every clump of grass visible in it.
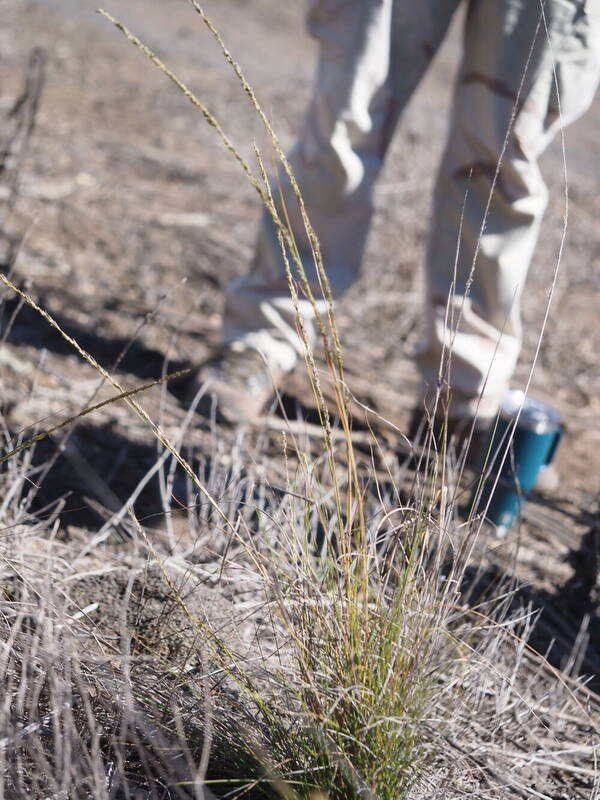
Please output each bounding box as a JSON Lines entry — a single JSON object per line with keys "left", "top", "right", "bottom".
{"left": 93, "top": 5, "right": 460, "bottom": 793}
{"left": 89, "top": 7, "right": 524, "bottom": 796}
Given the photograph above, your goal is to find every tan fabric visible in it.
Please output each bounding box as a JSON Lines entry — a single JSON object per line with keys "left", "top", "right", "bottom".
{"left": 223, "top": 0, "right": 600, "bottom": 417}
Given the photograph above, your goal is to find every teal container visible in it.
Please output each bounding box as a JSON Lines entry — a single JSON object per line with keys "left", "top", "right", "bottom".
{"left": 473, "top": 390, "right": 563, "bottom": 534}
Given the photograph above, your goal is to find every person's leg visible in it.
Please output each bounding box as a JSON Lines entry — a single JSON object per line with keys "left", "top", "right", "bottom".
{"left": 417, "top": 0, "right": 600, "bottom": 420}
{"left": 224, "top": 0, "right": 461, "bottom": 374}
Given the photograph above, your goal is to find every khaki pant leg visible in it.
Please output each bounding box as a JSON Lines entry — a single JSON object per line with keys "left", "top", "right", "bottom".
{"left": 417, "top": 0, "right": 600, "bottom": 418}
{"left": 224, "top": 0, "right": 459, "bottom": 370}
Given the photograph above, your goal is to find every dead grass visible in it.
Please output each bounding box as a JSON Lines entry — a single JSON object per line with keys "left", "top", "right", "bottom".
{"left": 1, "top": 426, "right": 598, "bottom": 799}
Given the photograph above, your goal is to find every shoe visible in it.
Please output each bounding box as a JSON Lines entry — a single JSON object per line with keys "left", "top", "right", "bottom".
{"left": 187, "top": 344, "right": 285, "bottom": 424}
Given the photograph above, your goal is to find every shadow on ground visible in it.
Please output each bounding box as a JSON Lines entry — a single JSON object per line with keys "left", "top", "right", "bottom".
{"left": 2, "top": 297, "right": 188, "bottom": 380}
{"left": 2, "top": 423, "right": 176, "bottom": 531}
{"left": 463, "top": 511, "right": 600, "bottom": 692}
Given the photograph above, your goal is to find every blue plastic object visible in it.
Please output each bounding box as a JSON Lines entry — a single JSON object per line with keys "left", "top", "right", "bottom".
{"left": 473, "top": 390, "right": 563, "bottom": 533}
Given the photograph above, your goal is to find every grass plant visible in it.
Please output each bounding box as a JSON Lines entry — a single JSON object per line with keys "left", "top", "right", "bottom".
{"left": 94, "top": 6, "right": 482, "bottom": 795}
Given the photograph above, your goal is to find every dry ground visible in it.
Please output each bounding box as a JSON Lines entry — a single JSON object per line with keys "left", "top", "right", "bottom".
{"left": 2, "top": 0, "right": 600, "bottom": 797}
